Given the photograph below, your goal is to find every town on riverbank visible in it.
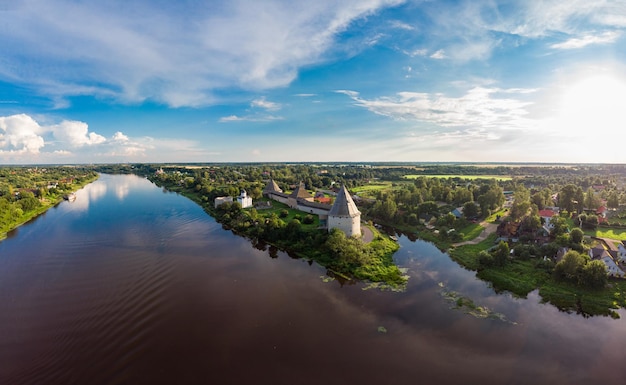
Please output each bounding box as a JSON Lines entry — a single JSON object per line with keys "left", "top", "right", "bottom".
{"left": 0, "top": 166, "right": 98, "bottom": 239}
{"left": 5, "top": 162, "right": 626, "bottom": 316}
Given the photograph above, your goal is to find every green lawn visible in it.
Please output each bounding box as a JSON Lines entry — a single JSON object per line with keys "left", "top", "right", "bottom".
{"left": 586, "top": 228, "right": 626, "bottom": 241}
{"left": 351, "top": 183, "right": 393, "bottom": 193}
{"left": 458, "top": 222, "right": 484, "bottom": 241}
{"left": 261, "top": 201, "right": 320, "bottom": 229}
{"left": 403, "top": 174, "right": 512, "bottom": 181}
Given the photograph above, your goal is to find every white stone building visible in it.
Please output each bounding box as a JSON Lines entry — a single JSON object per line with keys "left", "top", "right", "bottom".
{"left": 327, "top": 185, "right": 361, "bottom": 238}
{"left": 214, "top": 196, "right": 233, "bottom": 208}
{"left": 237, "top": 189, "right": 253, "bottom": 209}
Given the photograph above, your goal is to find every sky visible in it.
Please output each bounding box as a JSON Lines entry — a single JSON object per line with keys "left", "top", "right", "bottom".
{"left": 1, "top": 0, "right": 626, "bottom": 164}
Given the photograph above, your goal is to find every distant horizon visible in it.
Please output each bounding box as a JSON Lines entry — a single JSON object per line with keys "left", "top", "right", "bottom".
{"left": 1, "top": 1, "right": 625, "bottom": 164}
{"left": 5, "top": 161, "right": 626, "bottom": 167}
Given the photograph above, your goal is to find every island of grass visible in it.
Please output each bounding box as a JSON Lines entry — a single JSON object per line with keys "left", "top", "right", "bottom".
{"left": 150, "top": 177, "right": 406, "bottom": 289}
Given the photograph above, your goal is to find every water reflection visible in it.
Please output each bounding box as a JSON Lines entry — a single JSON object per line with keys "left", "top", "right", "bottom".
{"left": 68, "top": 177, "right": 107, "bottom": 212}
{"left": 1, "top": 174, "right": 626, "bottom": 385}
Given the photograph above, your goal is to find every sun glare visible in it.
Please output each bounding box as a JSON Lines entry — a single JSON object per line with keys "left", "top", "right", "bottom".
{"left": 556, "top": 74, "right": 626, "bottom": 139}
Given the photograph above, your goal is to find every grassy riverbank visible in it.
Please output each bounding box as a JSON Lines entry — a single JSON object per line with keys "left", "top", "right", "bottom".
{"left": 152, "top": 179, "right": 406, "bottom": 289}
{"left": 1, "top": 171, "right": 99, "bottom": 240}
{"left": 449, "top": 236, "right": 626, "bottom": 318}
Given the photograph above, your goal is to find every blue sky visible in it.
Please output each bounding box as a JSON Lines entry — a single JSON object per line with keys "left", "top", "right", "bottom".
{"left": 1, "top": 0, "right": 625, "bottom": 164}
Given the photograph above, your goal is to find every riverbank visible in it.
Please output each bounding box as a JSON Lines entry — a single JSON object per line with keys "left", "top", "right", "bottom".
{"left": 0, "top": 173, "right": 99, "bottom": 240}
{"left": 448, "top": 232, "right": 626, "bottom": 318}
{"left": 150, "top": 178, "right": 407, "bottom": 289}
{"left": 368, "top": 209, "right": 626, "bottom": 317}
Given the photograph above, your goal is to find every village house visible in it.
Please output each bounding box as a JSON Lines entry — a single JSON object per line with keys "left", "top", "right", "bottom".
{"left": 618, "top": 242, "right": 626, "bottom": 263}
{"left": 538, "top": 208, "right": 558, "bottom": 229}
{"left": 589, "top": 244, "right": 625, "bottom": 278}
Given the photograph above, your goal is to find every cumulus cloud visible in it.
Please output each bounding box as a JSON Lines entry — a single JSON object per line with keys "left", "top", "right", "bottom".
{"left": 1, "top": 0, "right": 403, "bottom": 108}
{"left": 0, "top": 114, "right": 46, "bottom": 154}
{"left": 51, "top": 120, "right": 106, "bottom": 146}
{"left": 0, "top": 113, "right": 145, "bottom": 162}
{"left": 112, "top": 131, "right": 129, "bottom": 141}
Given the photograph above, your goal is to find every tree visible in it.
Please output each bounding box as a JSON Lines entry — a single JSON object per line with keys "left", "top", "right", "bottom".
{"left": 379, "top": 198, "right": 397, "bottom": 221}
{"left": 550, "top": 216, "right": 569, "bottom": 237}
{"left": 559, "top": 184, "right": 584, "bottom": 214}
{"left": 462, "top": 201, "right": 479, "bottom": 219}
{"left": 478, "top": 250, "right": 494, "bottom": 267}
{"left": 510, "top": 186, "right": 531, "bottom": 221}
{"left": 553, "top": 250, "right": 588, "bottom": 282}
{"left": 286, "top": 219, "right": 302, "bottom": 240}
{"left": 493, "top": 241, "right": 510, "bottom": 266}
{"left": 584, "top": 187, "right": 600, "bottom": 210}
{"left": 569, "top": 227, "right": 584, "bottom": 244}
{"left": 580, "top": 260, "right": 608, "bottom": 288}
{"left": 607, "top": 192, "right": 620, "bottom": 209}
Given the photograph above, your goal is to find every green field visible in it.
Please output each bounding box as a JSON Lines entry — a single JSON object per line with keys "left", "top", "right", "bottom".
{"left": 586, "top": 228, "right": 626, "bottom": 241}
{"left": 403, "top": 174, "right": 513, "bottom": 181}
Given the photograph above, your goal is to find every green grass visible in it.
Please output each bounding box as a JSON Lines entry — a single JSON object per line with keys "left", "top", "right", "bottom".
{"left": 403, "top": 174, "right": 513, "bottom": 181}
{"left": 449, "top": 233, "right": 498, "bottom": 270}
{"left": 261, "top": 201, "right": 320, "bottom": 229}
{"left": 585, "top": 228, "right": 626, "bottom": 241}
{"left": 458, "top": 222, "right": 484, "bottom": 241}
{"left": 477, "top": 260, "right": 549, "bottom": 297}
{"left": 351, "top": 183, "right": 393, "bottom": 193}
{"left": 486, "top": 208, "right": 508, "bottom": 223}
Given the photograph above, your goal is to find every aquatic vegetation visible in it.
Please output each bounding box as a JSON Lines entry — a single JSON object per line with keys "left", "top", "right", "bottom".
{"left": 438, "top": 282, "right": 515, "bottom": 324}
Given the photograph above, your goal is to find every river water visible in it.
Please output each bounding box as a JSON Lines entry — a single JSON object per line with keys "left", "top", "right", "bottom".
{"left": 1, "top": 174, "right": 625, "bottom": 384}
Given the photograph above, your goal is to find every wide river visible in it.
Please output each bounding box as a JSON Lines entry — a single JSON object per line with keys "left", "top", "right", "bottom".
{"left": 1, "top": 174, "right": 625, "bottom": 384}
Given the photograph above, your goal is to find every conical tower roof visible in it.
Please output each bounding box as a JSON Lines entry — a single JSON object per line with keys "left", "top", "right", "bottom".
{"left": 263, "top": 179, "right": 282, "bottom": 194}
{"left": 328, "top": 185, "right": 360, "bottom": 218}
{"left": 289, "top": 182, "right": 312, "bottom": 199}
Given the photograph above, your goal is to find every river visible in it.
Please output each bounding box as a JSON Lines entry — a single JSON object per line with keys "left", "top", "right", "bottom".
{"left": 1, "top": 174, "right": 625, "bottom": 384}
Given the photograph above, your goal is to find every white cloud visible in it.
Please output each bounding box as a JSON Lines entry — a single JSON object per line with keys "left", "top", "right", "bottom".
{"left": 410, "top": 0, "right": 624, "bottom": 63}
{"left": 550, "top": 31, "right": 621, "bottom": 49}
{"left": 389, "top": 20, "right": 415, "bottom": 31}
{"left": 51, "top": 120, "right": 106, "bottom": 146}
{"left": 1, "top": 0, "right": 404, "bottom": 108}
{"left": 251, "top": 97, "right": 281, "bottom": 111}
{"left": 0, "top": 113, "right": 152, "bottom": 162}
{"left": 219, "top": 115, "right": 245, "bottom": 122}
{"left": 430, "top": 49, "right": 446, "bottom": 59}
{"left": 340, "top": 87, "right": 535, "bottom": 130}
{"left": 402, "top": 48, "right": 428, "bottom": 57}
{"left": 0, "top": 114, "right": 45, "bottom": 154}
{"left": 219, "top": 114, "right": 284, "bottom": 123}
{"left": 112, "top": 131, "right": 129, "bottom": 141}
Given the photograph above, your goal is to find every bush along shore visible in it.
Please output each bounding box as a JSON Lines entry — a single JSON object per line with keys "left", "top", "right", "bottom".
{"left": 150, "top": 177, "right": 407, "bottom": 290}
{"left": 1, "top": 168, "right": 99, "bottom": 240}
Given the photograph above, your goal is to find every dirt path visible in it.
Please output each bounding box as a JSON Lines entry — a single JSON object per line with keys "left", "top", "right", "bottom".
{"left": 453, "top": 221, "right": 498, "bottom": 247}
{"left": 362, "top": 225, "right": 374, "bottom": 243}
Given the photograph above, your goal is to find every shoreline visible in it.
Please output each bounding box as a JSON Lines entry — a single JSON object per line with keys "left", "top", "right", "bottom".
{"left": 0, "top": 174, "right": 99, "bottom": 241}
